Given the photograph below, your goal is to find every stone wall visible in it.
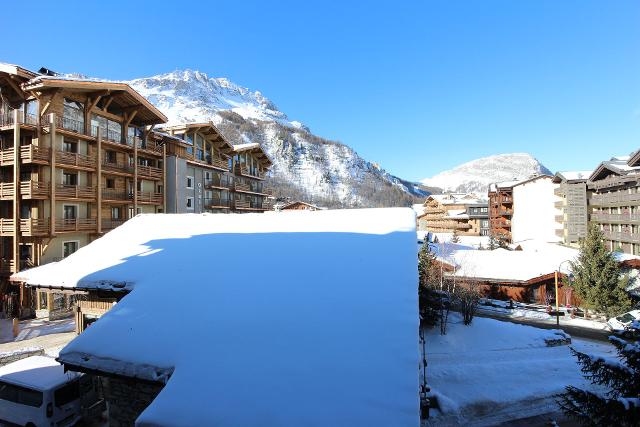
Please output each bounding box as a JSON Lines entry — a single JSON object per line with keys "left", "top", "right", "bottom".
{"left": 100, "top": 376, "right": 164, "bottom": 426}
{"left": 0, "top": 347, "right": 44, "bottom": 366}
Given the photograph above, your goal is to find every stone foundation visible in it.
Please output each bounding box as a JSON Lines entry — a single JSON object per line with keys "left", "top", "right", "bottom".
{"left": 100, "top": 376, "right": 164, "bottom": 426}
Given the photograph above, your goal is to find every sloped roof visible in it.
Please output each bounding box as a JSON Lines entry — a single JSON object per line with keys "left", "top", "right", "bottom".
{"left": 14, "top": 210, "right": 419, "bottom": 426}
{"left": 553, "top": 171, "right": 593, "bottom": 183}
{"left": 0, "top": 356, "right": 80, "bottom": 391}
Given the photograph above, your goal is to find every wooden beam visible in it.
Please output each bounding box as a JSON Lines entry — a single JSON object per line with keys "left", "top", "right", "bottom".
{"left": 102, "top": 97, "right": 114, "bottom": 111}
{"left": 123, "top": 110, "right": 138, "bottom": 129}
{"left": 3, "top": 76, "right": 24, "bottom": 98}
{"left": 40, "top": 89, "right": 59, "bottom": 117}
{"left": 87, "top": 95, "right": 102, "bottom": 113}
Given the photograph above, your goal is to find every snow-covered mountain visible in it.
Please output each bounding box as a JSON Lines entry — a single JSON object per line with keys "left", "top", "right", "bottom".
{"left": 125, "top": 70, "right": 425, "bottom": 207}
{"left": 420, "top": 153, "right": 552, "bottom": 195}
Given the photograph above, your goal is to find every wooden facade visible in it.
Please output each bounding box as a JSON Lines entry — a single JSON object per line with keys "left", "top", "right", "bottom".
{"left": 417, "top": 194, "right": 488, "bottom": 236}
{"left": 488, "top": 183, "right": 513, "bottom": 242}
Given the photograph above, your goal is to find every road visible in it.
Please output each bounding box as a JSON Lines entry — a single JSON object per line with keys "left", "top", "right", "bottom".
{"left": 475, "top": 309, "right": 612, "bottom": 342}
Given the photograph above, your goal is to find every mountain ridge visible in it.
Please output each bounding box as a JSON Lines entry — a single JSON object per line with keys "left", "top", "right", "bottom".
{"left": 420, "top": 153, "right": 553, "bottom": 196}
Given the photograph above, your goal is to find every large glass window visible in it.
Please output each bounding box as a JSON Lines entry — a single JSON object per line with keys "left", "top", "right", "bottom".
{"left": 128, "top": 126, "right": 143, "bottom": 147}
{"left": 63, "top": 205, "right": 77, "bottom": 220}
{"left": 91, "top": 114, "right": 121, "bottom": 142}
{"left": 62, "top": 172, "right": 77, "bottom": 186}
{"left": 63, "top": 99, "right": 84, "bottom": 133}
{"left": 195, "top": 135, "right": 204, "bottom": 161}
{"left": 185, "top": 133, "right": 194, "bottom": 155}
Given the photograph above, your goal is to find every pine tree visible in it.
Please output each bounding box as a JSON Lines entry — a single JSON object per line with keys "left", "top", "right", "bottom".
{"left": 569, "top": 225, "right": 633, "bottom": 317}
{"left": 418, "top": 242, "right": 446, "bottom": 330}
{"left": 557, "top": 335, "right": 640, "bottom": 426}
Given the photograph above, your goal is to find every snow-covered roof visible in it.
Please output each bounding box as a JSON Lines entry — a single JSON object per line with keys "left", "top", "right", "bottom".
{"left": 231, "top": 142, "right": 260, "bottom": 152}
{"left": 446, "top": 209, "right": 469, "bottom": 219}
{"left": 0, "top": 356, "right": 80, "bottom": 391}
{"left": 555, "top": 170, "right": 593, "bottom": 182}
{"left": 436, "top": 240, "right": 640, "bottom": 283}
{"left": 18, "top": 210, "right": 419, "bottom": 426}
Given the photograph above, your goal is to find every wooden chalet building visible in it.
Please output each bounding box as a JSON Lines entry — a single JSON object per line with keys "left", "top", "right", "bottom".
{"left": 278, "top": 201, "right": 325, "bottom": 211}
{"left": 0, "top": 63, "right": 168, "bottom": 319}
{"left": 488, "top": 181, "right": 515, "bottom": 242}
{"left": 417, "top": 194, "right": 488, "bottom": 236}
{"left": 162, "top": 124, "right": 273, "bottom": 213}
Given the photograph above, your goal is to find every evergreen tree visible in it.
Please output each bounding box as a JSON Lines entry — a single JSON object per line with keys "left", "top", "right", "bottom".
{"left": 418, "top": 242, "right": 447, "bottom": 331}
{"left": 557, "top": 335, "right": 640, "bottom": 426}
{"left": 569, "top": 225, "right": 633, "bottom": 317}
{"left": 451, "top": 230, "right": 460, "bottom": 243}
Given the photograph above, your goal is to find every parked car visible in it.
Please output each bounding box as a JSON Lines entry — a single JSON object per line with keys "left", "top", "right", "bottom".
{"left": 0, "top": 356, "right": 102, "bottom": 427}
{"left": 607, "top": 309, "right": 640, "bottom": 338}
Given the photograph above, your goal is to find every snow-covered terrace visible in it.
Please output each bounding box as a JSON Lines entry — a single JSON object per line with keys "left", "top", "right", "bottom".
{"left": 14, "top": 209, "right": 420, "bottom": 426}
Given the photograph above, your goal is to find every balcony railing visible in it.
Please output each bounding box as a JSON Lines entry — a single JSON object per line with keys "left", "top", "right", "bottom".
{"left": 0, "top": 112, "right": 38, "bottom": 127}
{"left": 20, "top": 181, "right": 49, "bottom": 199}
{"left": 56, "top": 151, "right": 95, "bottom": 169}
{"left": 602, "top": 229, "right": 640, "bottom": 244}
{"left": 591, "top": 192, "right": 640, "bottom": 206}
{"left": 55, "top": 218, "right": 97, "bottom": 233}
{"left": 20, "top": 145, "right": 50, "bottom": 164}
{"left": 555, "top": 228, "right": 565, "bottom": 237}
{"left": 20, "top": 218, "right": 50, "bottom": 236}
{"left": 233, "top": 199, "right": 251, "bottom": 210}
{"left": 555, "top": 215, "right": 565, "bottom": 223}
{"left": 235, "top": 164, "right": 266, "bottom": 180}
{"left": 102, "top": 219, "right": 126, "bottom": 231}
{"left": 0, "top": 259, "right": 15, "bottom": 275}
{"left": 137, "top": 191, "right": 163, "bottom": 205}
{"left": 138, "top": 164, "right": 163, "bottom": 180}
{"left": 56, "top": 184, "right": 95, "bottom": 199}
{"left": 102, "top": 160, "right": 134, "bottom": 174}
{"left": 0, "top": 147, "right": 14, "bottom": 165}
{"left": 102, "top": 189, "right": 131, "bottom": 201}
{"left": 0, "top": 219, "right": 15, "bottom": 235}
{"left": 205, "top": 174, "right": 232, "bottom": 190}
{"left": 204, "top": 198, "right": 231, "bottom": 209}
{"left": 42, "top": 114, "right": 85, "bottom": 134}
{"left": 591, "top": 212, "right": 640, "bottom": 223}
{"left": 136, "top": 139, "right": 163, "bottom": 154}
{"left": 0, "top": 182, "right": 15, "bottom": 199}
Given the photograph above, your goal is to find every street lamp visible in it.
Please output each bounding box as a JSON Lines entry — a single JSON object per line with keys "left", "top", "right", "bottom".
{"left": 555, "top": 260, "right": 572, "bottom": 327}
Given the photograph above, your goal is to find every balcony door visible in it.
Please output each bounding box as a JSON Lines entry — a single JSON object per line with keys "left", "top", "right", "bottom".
{"left": 63, "top": 205, "right": 77, "bottom": 220}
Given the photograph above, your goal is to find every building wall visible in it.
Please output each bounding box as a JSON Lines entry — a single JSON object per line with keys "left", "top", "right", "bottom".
{"left": 41, "top": 233, "right": 92, "bottom": 263}
{"left": 99, "top": 376, "right": 164, "bottom": 427}
{"left": 511, "top": 177, "right": 561, "bottom": 243}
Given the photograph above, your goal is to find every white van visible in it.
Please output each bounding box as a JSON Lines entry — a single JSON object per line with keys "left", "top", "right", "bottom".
{"left": 0, "top": 356, "right": 87, "bottom": 427}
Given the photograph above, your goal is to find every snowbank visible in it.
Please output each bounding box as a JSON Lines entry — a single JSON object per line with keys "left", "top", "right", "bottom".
{"left": 20, "top": 209, "right": 420, "bottom": 426}
{"left": 426, "top": 314, "right": 613, "bottom": 425}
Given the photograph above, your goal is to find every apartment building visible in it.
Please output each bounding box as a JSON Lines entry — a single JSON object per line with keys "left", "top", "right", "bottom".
{"left": 488, "top": 181, "right": 515, "bottom": 241}
{"left": 588, "top": 152, "right": 640, "bottom": 255}
{"left": 0, "top": 64, "right": 168, "bottom": 317}
{"left": 162, "top": 123, "right": 273, "bottom": 213}
{"left": 553, "top": 171, "right": 590, "bottom": 247}
{"left": 417, "top": 193, "right": 488, "bottom": 236}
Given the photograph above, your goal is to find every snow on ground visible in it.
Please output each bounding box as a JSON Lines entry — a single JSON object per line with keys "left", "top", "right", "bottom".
{"left": 17, "top": 209, "right": 419, "bottom": 427}
{"left": 426, "top": 313, "right": 613, "bottom": 426}
{"left": 0, "top": 317, "right": 75, "bottom": 344}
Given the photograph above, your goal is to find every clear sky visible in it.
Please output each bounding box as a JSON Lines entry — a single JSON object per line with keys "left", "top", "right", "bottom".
{"left": 2, "top": 0, "right": 639, "bottom": 181}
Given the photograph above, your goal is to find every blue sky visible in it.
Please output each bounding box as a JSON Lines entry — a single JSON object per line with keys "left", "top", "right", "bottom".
{"left": 2, "top": 0, "right": 639, "bottom": 181}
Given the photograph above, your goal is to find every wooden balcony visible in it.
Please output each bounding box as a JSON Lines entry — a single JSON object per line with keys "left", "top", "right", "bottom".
{"left": 102, "top": 219, "right": 126, "bottom": 231}
{"left": 204, "top": 198, "right": 231, "bottom": 209}
{"left": 0, "top": 219, "right": 15, "bottom": 235}
{"left": 0, "top": 112, "right": 38, "bottom": 128}
{"left": 56, "top": 151, "right": 95, "bottom": 170}
{"left": 42, "top": 114, "right": 85, "bottom": 136}
{"left": 209, "top": 157, "right": 229, "bottom": 171}
{"left": 102, "top": 160, "right": 134, "bottom": 175}
{"left": 591, "top": 191, "right": 640, "bottom": 206}
{"left": 234, "top": 164, "right": 266, "bottom": 180}
{"left": 136, "top": 139, "right": 163, "bottom": 155}
{"left": 20, "top": 181, "right": 50, "bottom": 199}
{"left": 555, "top": 228, "right": 565, "bottom": 237}
{"left": 20, "top": 218, "right": 50, "bottom": 236}
{"left": 232, "top": 180, "right": 270, "bottom": 195}
{"left": 137, "top": 191, "right": 163, "bottom": 205}
{"left": 233, "top": 198, "right": 272, "bottom": 211}
{"left": 233, "top": 199, "right": 251, "bottom": 210}
{"left": 205, "top": 174, "right": 232, "bottom": 190}
{"left": 56, "top": 184, "right": 95, "bottom": 200}
{"left": 0, "top": 182, "right": 15, "bottom": 200}
{"left": 102, "top": 189, "right": 131, "bottom": 202}
{"left": 138, "top": 164, "right": 163, "bottom": 180}
{"left": 591, "top": 212, "right": 640, "bottom": 223}
{"left": 0, "top": 148, "right": 14, "bottom": 165}
{"left": 55, "top": 218, "right": 97, "bottom": 233}
{"left": 555, "top": 215, "right": 565, "bottom": 223}
{"left": 602, "top": 229, "right": 640, "bottom": 244}
{"left": 0, "top": 259, "right": 15, "bottom": 275}
{"left": 20, "top": 145, "right": 50, "bottom": 164}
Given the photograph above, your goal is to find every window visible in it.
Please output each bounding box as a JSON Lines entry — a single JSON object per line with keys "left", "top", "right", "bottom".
{"left": 128, "top": 126, "right": 143, "bottom": 147}
{"left": 205, "top": 171, "right": 211, "bottom": 181}
{"left": 63, "top": 99, "right": 84, "bottom": 133}
{"left": 63, "top": 241, "right": 79, "bottom": 258}
{"left": 196, "top": 134, "right": 204, "bottom": 161}
{"left": 104, "top": 150, "right": 116, "bottom": 164}
{"left": 111, "top": 207, "right": 122, "bottom": 219}
{"left": 186, "top": 197, "right": 194, "bottom": 210}
{"left": 25, "top": 99, "right": 38, "bottom": 118}
{"left": 62, "top": 139, "right": 78, "bottom": 153}
{"left": 186, "top": 176, "right": 194, "bottom": 189}
{"left": 157, "top": 184, "right": 163, "bottom": 193}
{"left": 106, "top": 178, "right": 115, "bottom": 189}
{"left": 62, "top": 172, "right": 77, "bottom": 186}
{"left": 54, "top": 379, "right": 80, "bottom": 407}
{"left": 63, "top": 205, "right": 77, "bottom": 220}
{"left": 0, "top": 381, "right": 43, "bottom": 408}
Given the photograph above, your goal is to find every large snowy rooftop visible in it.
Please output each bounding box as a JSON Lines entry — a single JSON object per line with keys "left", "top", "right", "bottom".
{"left": 16, "top": 209, "right": 419, "bottom": 426}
